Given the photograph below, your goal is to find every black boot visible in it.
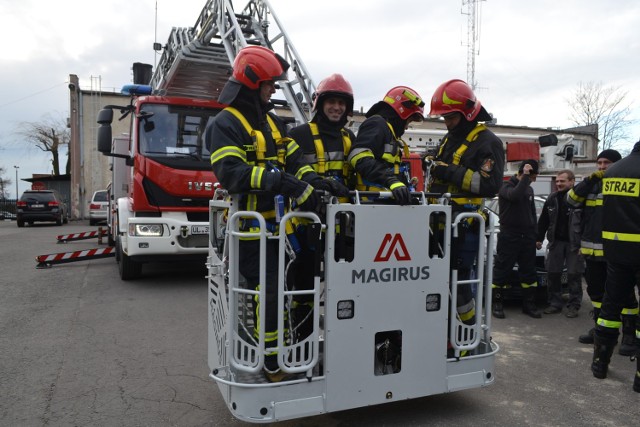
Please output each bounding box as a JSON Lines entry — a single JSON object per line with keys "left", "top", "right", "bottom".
{"left": 591, "top": 333, "right": 617, "bottom": 379}
{"left": 522, "top": 287, "right": 541, "bottom": 319}
{"left": 619, "top": 314, "right": 639, "bottom": 356}
{"left": 492, "top": 289, "right": 505, "bottom": 319}
{"left": 579, "top": 307, "right": 600, "bottom": 344}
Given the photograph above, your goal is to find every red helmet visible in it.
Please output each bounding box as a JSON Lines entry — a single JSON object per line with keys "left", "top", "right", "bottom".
{"left": 382, "top": 86, "right": 425, "bottom": 121}
{"left": 232, "top": 46, "right": 289, "bottom": 90}
{"left": 312, "top": 73, "right": 354, "bottom": 115}
{"left": 429, "top": 79, "right": 490, "bottom": 121}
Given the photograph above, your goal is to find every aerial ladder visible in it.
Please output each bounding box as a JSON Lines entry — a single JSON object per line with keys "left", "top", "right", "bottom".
{"left": 150, "top": 0, "right": 316, "bottom": 124}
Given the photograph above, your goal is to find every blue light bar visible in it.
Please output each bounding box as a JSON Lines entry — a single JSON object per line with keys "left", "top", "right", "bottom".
{"left": 121, "top": 84, "right": 153, "bottom": 96}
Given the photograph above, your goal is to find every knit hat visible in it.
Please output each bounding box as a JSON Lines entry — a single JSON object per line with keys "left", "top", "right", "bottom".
{"left": 518, "top": 159, "right": 539, "bottom": 174}
{"left": 597, "top": 149, "right": 621, "bottom": 163}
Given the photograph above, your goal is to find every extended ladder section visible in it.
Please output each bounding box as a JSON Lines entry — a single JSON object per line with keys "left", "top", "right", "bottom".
{"left": 207, "top": 193, "right": 499, "bottom": 423}
{"left": 150, "top": 0, "right": 316, "bottom": 124}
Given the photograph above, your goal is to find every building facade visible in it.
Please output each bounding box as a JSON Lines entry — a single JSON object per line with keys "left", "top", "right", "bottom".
{"left": 66, "top": 74, "right": 599, "bottom": 219}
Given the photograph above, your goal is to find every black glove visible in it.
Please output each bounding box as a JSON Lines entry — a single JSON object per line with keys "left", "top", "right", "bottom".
{"left": 278, "top": 173, "right": 319, "bottom": 212}
{"left": 422, "top": 155, "right": 434, "bottom": 172}
{"left": 430, "top": 160, "right": 449, "bottom": 180}
{"left": 385, "top": 178, "right": 410, "bottom": 205}
{"left": 312, "top": 178, "right": 350, "bottom": 197}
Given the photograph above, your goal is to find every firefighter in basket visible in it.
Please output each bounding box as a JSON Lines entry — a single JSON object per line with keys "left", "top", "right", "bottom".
{"left": 287, "top": 73, "right": 355, "bottom": 341}
{"left": 348, "top": 86, "right": 426, "bottom": 205}
{"left": 426, "top": 79, "right": 505, "bottom": 338}
{"left": 205, "top": 46, "right": 342, "bottom": 382}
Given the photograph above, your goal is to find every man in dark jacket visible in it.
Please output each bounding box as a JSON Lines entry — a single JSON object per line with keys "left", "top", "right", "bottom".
{"left": 492, "top": 159, "right": 541, "bottom": 319}
{"left": 591, "top": 141, "right": 640, "bottom": 389}
{"left": 537, "top": 169, "right": 584, "bottom": 318}
{"left": 567, "top": 149, "right": 638, "bottom": 356}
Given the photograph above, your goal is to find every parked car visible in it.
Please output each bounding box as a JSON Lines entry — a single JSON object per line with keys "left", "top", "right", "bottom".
{"left": 88, "top": 190, "right": 109, "bottom": 226}
{"left": 1, "top": 210, "right": 17, "bottom": 220}
{"left": 16, "top": 190, "right": 68, "bottom": 227}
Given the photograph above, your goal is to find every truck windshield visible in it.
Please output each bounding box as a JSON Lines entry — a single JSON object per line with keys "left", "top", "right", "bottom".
{"left": 138, "top": 103, "right": 217, "bottom": 161}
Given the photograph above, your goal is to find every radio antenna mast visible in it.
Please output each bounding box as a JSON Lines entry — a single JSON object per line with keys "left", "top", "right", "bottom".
{"left": 462, "top": 0, "right": 483, "bottom": 90}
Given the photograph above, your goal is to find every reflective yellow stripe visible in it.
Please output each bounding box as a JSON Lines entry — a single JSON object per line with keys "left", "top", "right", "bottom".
{"left": 389, "top": 181, "right": 404, "bottom": 190}
{"left": 592, "top": 301, "right": 602, "bottom": 308}
{"left": 602, "top": 177, "right": 640, "bottom": 196}
{"left": 210, "top": 145, "right": 246, "bottom": 164}
{"left": 295, "top": 184, "right": 314, "bottom": 206}
{"left": 597, "top": 318, "right": 622, "bottom": 329}
{"left": 567, "top": 189, "right": 585, "bottom": 204}
{"left": 247, "top": 194, "right": 257, "bottom": 212}
{"left": 580, "top": 247, "right": 604, "bottom": 257}
{"left": 295, "top": 165, "right": 315, "bottom": 180}
{"left": 622, "top": 307, "right": 640, "bottom": 315}
{"left": 585, "top": 199, "right": 602, "bottom": 207}
{"left": 284, "top": 139, "right": 300, "bottom": 154}
{"left": 461, "top": 169, "right": 474, "bottom": 192}
{"left": 250, "top": 166, "right": 264, "bottom": 189}
{"left": 350, "top": 149, "right": 374, "bottom": 166}
{"left": 325, "top": 160, "right": 345, "bottom": 171}
{"left": 602, "top": 231, "right": 640, "bottom": 242}
{"left": 458, "top": 307, "right": 475, "bottom": 322}
{"left": 521, "top": 282, "right": 538, "bottom": 289}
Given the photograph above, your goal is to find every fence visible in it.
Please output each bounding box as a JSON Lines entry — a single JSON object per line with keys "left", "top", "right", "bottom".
{"left": 0, "top": 198, "right": 17, "bottom": 219}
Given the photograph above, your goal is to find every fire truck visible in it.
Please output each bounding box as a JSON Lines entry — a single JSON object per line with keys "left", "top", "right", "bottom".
{"left": 96, "top": 74, "right": 223, "bottom": 279}
{"left": 190, "top": 0, "right": 500, "bottom": 423}
{"left": 95, "top": 0, "right": 317, "bottom": 281}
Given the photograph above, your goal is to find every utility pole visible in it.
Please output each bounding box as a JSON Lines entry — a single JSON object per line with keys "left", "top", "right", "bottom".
{"left": 462, "top": 0, "right": 483, "bottom": 90}
{"left": 14, "top": 165, "right": 19, "bottom": 199}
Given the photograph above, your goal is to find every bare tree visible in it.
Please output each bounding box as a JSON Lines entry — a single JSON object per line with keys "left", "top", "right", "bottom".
{"left": 567, "top": 81, "right": 634, "bottom": 151}
{"left": 0, "top": 166, "right": 11, "bottom": 199}
{"left": 16, "top": 114, "right": 70, "bottom": 176}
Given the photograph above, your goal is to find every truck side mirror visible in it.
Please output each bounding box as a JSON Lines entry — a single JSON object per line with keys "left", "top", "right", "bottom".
{"left": 564, "top": 145, "right": 574, "bottom": 162}
{"left": 538, "top": 134, "right": 558, "bottom": 147}
{"left": 97, "top": 109, "right": 114, "bottom": 153}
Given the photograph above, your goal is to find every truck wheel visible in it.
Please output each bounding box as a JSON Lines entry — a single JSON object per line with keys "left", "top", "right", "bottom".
{"left": 56, "top": 215, "right": 63, "bottom": 226}
{"left": 116, "top": 236, "right": 142, "bottom": 280}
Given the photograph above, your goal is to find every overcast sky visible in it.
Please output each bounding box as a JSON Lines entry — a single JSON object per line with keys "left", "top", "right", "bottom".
{"left": 2, "top": 0, "right": 640, "bottom": 198}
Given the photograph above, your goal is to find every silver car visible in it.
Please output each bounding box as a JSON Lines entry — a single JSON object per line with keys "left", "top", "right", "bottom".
{"left": 89, "top": 190, "right": 109, "bottom": 226}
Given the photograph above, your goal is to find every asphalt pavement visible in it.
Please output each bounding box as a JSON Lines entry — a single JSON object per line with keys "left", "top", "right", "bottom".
{"left": 1, "top": 220, "right": 638, "bottom": 426}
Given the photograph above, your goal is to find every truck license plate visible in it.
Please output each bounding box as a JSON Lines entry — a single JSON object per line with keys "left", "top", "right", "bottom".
{"left": 191, "top": 225, "right": 209, "bottom": 235}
